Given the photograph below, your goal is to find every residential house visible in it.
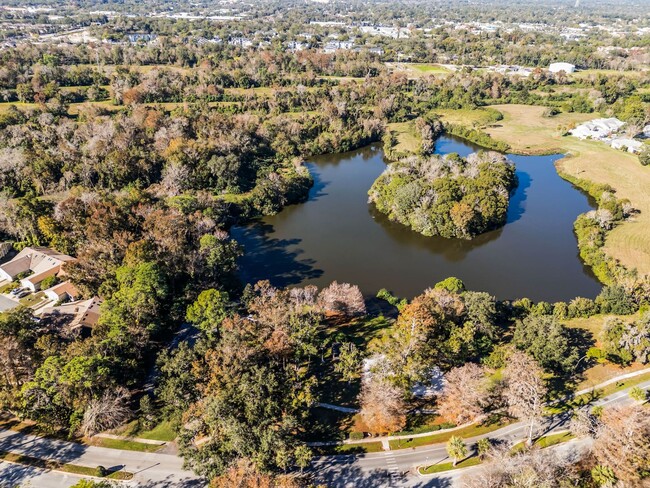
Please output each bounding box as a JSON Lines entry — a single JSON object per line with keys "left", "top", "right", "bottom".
{"left": 570, "top": 118, "right": 625, "bottom": 140}
{"left": 549, "top": 62, "right": 576, "bottom": 74}
{"left": 39, "top": 297, "right": 102, "bottom": 332}
{"left": 610, "top": 138, "right": 644, "bottom": 153}
{"left": 323, "top": 40, "right": 354, "bottom": 53}
{"left": 44, "top": 281, "right": 80, "bottom": 303}
{"left": 0, "top": 247, "right": 76, "bottom": 291}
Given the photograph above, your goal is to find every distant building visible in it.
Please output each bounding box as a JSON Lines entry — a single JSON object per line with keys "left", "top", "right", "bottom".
{"left": 0, "top": 247, "right": 76, "bottom": 291}
{"left": 228, "top": 37, "right": 253, "bottom": 48}
{"left": 127, "top": 33, "right": 157, "bottom": 43}
{"left": 549, "top": 62, "right": 576, "bottom": 74}
{"left": 610, "top": 138, "right": 644, "bottom": 153}
{"left": 287, "top": 41, "right": 307, "bottom": 51}
{"left": 323, "top": 40, "right": 354, "bottom": 53}
{"left": 570, "top": 118, "right": 625, "bottom": 140}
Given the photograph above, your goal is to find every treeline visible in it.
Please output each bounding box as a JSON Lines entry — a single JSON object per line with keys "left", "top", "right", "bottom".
{"left": 369, "top": 151, "right": 517, "bottom": 239}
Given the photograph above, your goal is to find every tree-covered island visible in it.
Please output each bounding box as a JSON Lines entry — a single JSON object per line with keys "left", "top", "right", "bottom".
{"left": 368, "top": 151, "right": 518, "bottom": 239}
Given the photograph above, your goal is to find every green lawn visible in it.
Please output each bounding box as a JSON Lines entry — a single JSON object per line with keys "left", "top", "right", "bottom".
{"left": 388, "top": 418, "right": 513, "bottom": 450}
{"left": 114, "top": 419, "right": 176, "bottom": 442}
{"left": 90, "top": 437, "right": 163, "bottom": 452}
{"left": 314, "top": 441, "right": 384, "bottom": 455}
{"left": 0, "top": 449, "right": 133, "bottom": 480}
{"left": 546, "top": 371, "right": 650, "bottom": 414}
{"left": 403, "top": 63, "right": 450, "bottom": 74}
{"left": 418, "top": 456, "right": 481, "bottom": 474}
{"left": 510, "top": 431, "right": 575, "bottom": 454}
{"left": 19, "top": 291, "right": 47, "bottom": 308}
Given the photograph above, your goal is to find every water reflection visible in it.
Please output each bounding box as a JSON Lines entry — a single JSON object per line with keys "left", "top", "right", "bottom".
{"left": 233, "top": 136, "right": 602, "bottom": 301}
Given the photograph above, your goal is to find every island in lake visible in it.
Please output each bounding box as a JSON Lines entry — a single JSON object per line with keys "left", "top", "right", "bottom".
{"left": 368, "top": 151, "right": 518, "bottom": 239}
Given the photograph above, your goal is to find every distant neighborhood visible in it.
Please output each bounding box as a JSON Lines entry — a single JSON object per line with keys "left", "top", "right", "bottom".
{"left": 0, "top": 246, "right": 101, "bottom": 332}
{"left": 569, "top": 117, "right": 649, "bottom": 153}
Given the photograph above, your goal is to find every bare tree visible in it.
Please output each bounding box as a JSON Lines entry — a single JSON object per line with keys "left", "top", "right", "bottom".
{"left": 437, "top": 363, "right": 487, "bottom": 424}
{"left": 593, "top": 405, "right": 650, "bottom": 482}
{"left": 502, "top": 352, "right": 546, "bottom": 446}
{"left": 318, "top": 281, "right": 366, "bottom": 317}
{"left": 80, "top": 388, "right": 131, "bottom": 437}
{"left": 356, "top": 378, "right": 406, "bottom": 435}
{"left": 461, "top": 445, "right": 578, "bottom": 488}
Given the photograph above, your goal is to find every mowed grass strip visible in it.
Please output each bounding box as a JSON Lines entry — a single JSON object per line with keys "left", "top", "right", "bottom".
{"left": 510, "top": 431, "right": 575, "bottom": 454}
{"left": 89, "top": 436, "right": 164, "bottom": 452}
{"left": 0, "top": 449, "right": 133, "bottom": 480}
{"left": 418, "top": 456, "right": 481, "bottom": 475}
{"left": 388, "top": 419, "right": 514, "bottom": 450}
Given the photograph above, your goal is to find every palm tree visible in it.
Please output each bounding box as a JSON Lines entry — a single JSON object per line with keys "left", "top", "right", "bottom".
{"left": 446, "top": 436, "right": 468, "bottom": 467}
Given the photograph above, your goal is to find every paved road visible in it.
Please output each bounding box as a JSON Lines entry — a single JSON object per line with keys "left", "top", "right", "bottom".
{"left": 0, "top": 380, "right": 646, "bottom": 488}
{"left": 311, "top": 380, "right": 650, "bottom": 487}
{"left": 0, "top": 429, "right": 203, "bottom": 487}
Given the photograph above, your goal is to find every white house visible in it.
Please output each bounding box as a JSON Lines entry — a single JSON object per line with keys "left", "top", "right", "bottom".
{"left": 43, "top": 280, "right": 80, "bottom": 302}
{"left": 0, "top": 247, "right": 76, "bottom": 291}
{"left": 611, "top": 138, "right": 644, "bottom": 153}
{"left": 570, "top": 118, "right": 625, "bottom": 140}
{"left": 323, "top": 40, "right": 354, "bottom": 53}
{"left": 549, "top": 62, "right": 576, "bottom": 74}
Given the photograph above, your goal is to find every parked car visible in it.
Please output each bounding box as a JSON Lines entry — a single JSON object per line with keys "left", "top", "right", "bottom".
{"left": 16, "top": 291, "right": 30, "bottom": 299}
{"left": 10, "top": 287, "right": 24, "bottom": 296}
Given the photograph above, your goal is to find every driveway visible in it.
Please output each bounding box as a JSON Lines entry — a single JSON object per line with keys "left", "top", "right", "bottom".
{"left": 0, "top": 295, "right": 18, "bottom": 312}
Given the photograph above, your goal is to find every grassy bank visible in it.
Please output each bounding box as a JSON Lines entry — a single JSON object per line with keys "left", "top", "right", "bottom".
{"left": 0, "top": 449, "right": 133, "bottom": 480}
{"left": 483, "top": 104, "right": 650, "bottom": 277}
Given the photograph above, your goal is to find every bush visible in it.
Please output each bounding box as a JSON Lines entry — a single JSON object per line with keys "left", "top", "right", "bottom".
{"left": 596, "top": 285, "right": 637, "bottom": 315}
{"left": 639, "top": 145, "right": 650, "bottom": 166}
{"left": 434, "top": 277, "right": 466, "bottom": 293}
{"left": 567, "top": 297, "right": 599, "bottom": 319}
{"left": 349, "top": 431, "right": 364, "bottom": 441}
{"left": 39, "top": 275, "right": 59, "bottom": 290}
{"left": 629, "top": 387, "right": 647, "bottom": 402}
{"left": 95, "top": 465, "right": 107, "bottom": 477}
{"left": 376, "top": 288, "right": 407, "bottom": 310}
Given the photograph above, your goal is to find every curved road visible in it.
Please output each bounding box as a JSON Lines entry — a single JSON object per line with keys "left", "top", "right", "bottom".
{"left": 311, "top": 380, "right": 650, "bottom": 487}
{"left": 0, "top": 380, "right": 646, "bottom": 487}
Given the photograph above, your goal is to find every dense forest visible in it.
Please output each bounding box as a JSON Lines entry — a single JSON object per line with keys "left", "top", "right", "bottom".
{"left": 0, "top": 2, "right": 648, "bottom": 486}
{"left": 368, "top": 151, "right": 517, "bottom": 239}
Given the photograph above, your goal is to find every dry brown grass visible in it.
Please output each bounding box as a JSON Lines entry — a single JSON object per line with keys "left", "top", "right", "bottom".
{"left": 485, "top": 104, "right": 650, "bottom": 276}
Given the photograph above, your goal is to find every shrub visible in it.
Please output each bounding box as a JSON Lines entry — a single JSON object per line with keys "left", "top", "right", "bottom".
{"left": 39, "top": 275, "right": 59, "bottom": 290}
{"left": 639, "top": 144, "right": 650, "bottom": 166}
{"left": 95, "top": 466, "right": 107, "bottom": 477}
{"left": 596, "top": 285, "right": 637, "bottom": 315}
{"left": 434, "top": 277, "right": 466, "bottom": 293}
{"left": 629, "top": 387, "right": 647, "bottom": 402}
{"left": 567, "top": 297, "right": 599, "bottom": 319}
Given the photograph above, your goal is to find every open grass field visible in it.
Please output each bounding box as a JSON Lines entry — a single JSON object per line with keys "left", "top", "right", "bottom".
{"left": 386, "top": 121, "right": 421, "bottom": 153}
{"left": 484, "top": 104, "right": 650, "bottom": 276}
{"left": 433, "top": 107, "right": 504, "bottom": 127}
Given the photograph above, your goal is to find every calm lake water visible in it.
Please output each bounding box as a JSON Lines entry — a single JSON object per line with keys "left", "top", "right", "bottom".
{"left": 232, "top": 136, "right": 602, "bottom": 301}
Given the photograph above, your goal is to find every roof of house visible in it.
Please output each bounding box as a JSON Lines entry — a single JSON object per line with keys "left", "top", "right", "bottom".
{"left": 0, "top": 247, "right": 75, "bottom": 280}
{"left": 39, "top": 297, "right": 102, "bottom": 329}
{"left": 45, "top": 280, "right": 80, "bottom": 299}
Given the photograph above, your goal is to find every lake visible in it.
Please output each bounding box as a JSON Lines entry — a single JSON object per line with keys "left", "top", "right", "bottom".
{"left": 232, "top": 136, "right": 602, "bottom": 301}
